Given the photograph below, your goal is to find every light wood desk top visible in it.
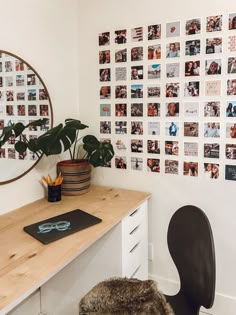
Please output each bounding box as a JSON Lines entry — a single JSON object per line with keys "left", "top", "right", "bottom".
{"left": 0, "top": 185, "right": 150, "bottom": 315}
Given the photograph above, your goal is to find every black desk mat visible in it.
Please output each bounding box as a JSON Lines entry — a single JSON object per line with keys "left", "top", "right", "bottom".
{"left": 23, "top": 209, "right": 102, "bottom": 244}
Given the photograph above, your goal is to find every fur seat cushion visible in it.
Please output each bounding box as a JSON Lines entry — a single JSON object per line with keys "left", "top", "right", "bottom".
{"left": 79, "top": 277, "right": 175, "bottom": 315}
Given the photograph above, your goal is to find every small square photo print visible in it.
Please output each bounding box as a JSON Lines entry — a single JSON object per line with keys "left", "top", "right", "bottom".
{"left": 206, "top": 15, "right": 222, "bottom": 32}
{"left": 148, "top": 44, "right": 161, "bottom": 60}
{"left": 166, "top": 63, "right": 180, "bottom": 78}
{"left": 115, "top": 29, "right": 127, "bottom": 44}
{"left": 131, "top": 157, "right": 143, "bottom": 171}
{"left": 166, "top": 21, "right": 180, "bottom": 38}
{"left": 165, "top": 159, "right": 179, "bottom": 175}
{"left": 147, "top": 158, "right": 160, "bottom": 173}
{"left": 148, "top": 64, "right": 161, "bottom": 79}
{"left": 166, "top": 42, "right": 180, "bottom": 58}
{"left": 131, "top": 27, "right": 143, "bottom": 42}
{"left": 183, "top": 162, "right": 198, "bottom": 177}
{"left": 99, "top": 32, "right": 110, "bottom": 46}
{"left": 186, "top": 18, "right": 201, "bottom": 35}
{"left": 147, "top": 103, "right": 160, "bottom": 116}
{"left": 185, "top": 40, "right": 200, "bottom": 56}
{"left": 206, "top": 38, "right": 222, "bottom": 54}
{"left": 148, "top": 24, "right": 161, "bottom": 40}
{"left": 229, "top": 13, "right": 236, "bottom": 30}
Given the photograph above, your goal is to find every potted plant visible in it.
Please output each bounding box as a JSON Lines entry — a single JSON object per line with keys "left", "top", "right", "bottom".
{"left": 0, "top": 118, "right": 114, "bottom": 195}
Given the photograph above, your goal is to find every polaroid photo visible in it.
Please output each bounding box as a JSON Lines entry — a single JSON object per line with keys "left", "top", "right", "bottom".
{"left": 147, "top": 103, "right": 160, "bottom": 116}
{"left": 225, "top": 165, "right": 236, "bottom": 181}
{"left": 100, "top": 86, "right": 111, "bottom": 99}
{"left": 115, "top": 85, "right": 127, "bottom": 98}
{"left": 227, "top": 79, "right": 236, "bottom": 95}
{"left": 98, "top": 32, "right": 110, "bottom": 46}
{"left": 184, "top": 122, "right": 199, "bottom": 137}
{"left": 204, "top": 143, "right": 220, "bottom": 158}
{"left": 99, "top": 50, "right": 110, "bottom": 64}
{"left": 184, "top": 102, "right": 199, "bottom": 117}
{"left": 204, "top": 163, "right": 219, "bottom": 179}
{"left": 100, "top": 104, "right": 111, "bottom": 116}
{"left": 147, "top": 140, "right": 160, "bottom": 154}
{"left": 115, "top": 156, "right": 127, "bottom": 169}
{"left": 165, "top": 140, "right": 179, "bottom": 156}
{"left": 166, "top": 42, "right": 180, "bottom": 58}
{"left": 184, "top": 142, "right": 198, "bottom": 157}
{"left": 147, "top": 158, "right": 160, "bottom": 173}
{"left": 100, "top": 121, "right": 111, "bottom": 134}
{"left": 226, "top": 144, "right": 236, "bottom": 159}
{"left": 205, "top": 80, "right": 221, "bottom": 96}
{"left": 185, "top": 40, "right": 200, "bottom": 56}
{"left": 131, "top": 65, "right": 143, "bottom": 80}
{"left": 115, "top": 103, "right": 127, "bottom": 117}
{"left": 228, "top": 35, "right": 236, "bottom": 53}
{"left": 148, "top": 44, "right": 161, "bottom": 60}
{"left": 184, "top": 81, "right": 200, "bottom": 97}
{"left": 226, "top": 123, "right": 236, "bottom": 138}
{"left": 148, "top": 121, "right": 160, "bottom": 135}
{"left": 147, "top": 84, "right": 160, "bottom": 97}
{"left": 131, "top": 121, "right": 143, "bottom": 135}
{"left": 131, "top": 157, "right": 143, "bottom": 171}
{"left": 148, "top": 24, "right": 161, "bottom": 40}
{"left": 185, "top": 18, "right": 201, "bottom": 35}
{"left": 166, "top": 102, "right": 179, "bottom": 117}
{"left": 226, "top": 101, "right": 236, "bottom": 117}
{"left": 131, "top": 27, "right": 143, "bottom": 42}
{"left": 165, "top": 159, "right": 179, "bottom": 175}
{"left": 131, "top": 84, "right": 143, "bottom": 98}
{"left": 204, "top": 122, "right": 220, "bottom": 138}
{"left": 131, "top": 103, "right": 143, "bottom": 117}
{"left": 206, "top": 37, "right": 222, "bottom": 54}
{"left": 166, "top": 21, "right": 180, "bottom": 38}
{"left": 165, "top": 121, "right": 179, "bottom": 136}
{"left": 115, "top": 29, "right": 127, "bottom": 44}
{"left": 148, "top": 64, "right": 161, "bottom": 79}
{"left": 99, "top": 68, "right": 111, "bottom": 82}
{"left": 204, "top": 101, "right": 220, "bottom": 117}
{"left": 183, "top": 162, "right": 198, "bottom": 176}
{"left": 131, "top": 47, "right": 143, "bottom": 61}
{"left": 115, "top": 121, "right": 127, "bottom": 134}
{"left": 185, "top": 61, "right": 200, "bottom": 76}
{"left": 206, "top": 15, "right": 222, "bottom": 32}
{"left": 115, "top": 67, "right": 126, "bottom": 81}
{"left": 166, "top": 82, "right": 179, "bottom": 97}
{"left": 166, "top": 63, "right": 180, "bottom": 78}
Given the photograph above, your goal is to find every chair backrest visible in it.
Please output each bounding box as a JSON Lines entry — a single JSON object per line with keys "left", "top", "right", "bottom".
{"left": 167, "top": 205, "right": 216, "bottom": 309}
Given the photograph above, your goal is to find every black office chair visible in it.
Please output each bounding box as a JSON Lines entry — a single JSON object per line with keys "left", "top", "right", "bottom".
{"left": 164, "top": 205, "right": 216, "bottom": 315}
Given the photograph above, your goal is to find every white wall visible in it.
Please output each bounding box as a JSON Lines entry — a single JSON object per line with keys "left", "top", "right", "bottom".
{"left": 0, "top": 0, "right": 79, "bottom": 213}
{"left": 77, "top": 0, "right": 236, "bottom": 314}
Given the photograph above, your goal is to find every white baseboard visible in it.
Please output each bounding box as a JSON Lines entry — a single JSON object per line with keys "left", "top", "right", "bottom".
{"left": 149, "top": 273, "right": 236, "bottom": 315}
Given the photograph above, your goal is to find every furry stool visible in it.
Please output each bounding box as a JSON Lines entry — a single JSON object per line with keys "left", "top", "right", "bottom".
{"left": 79, "top": 277, "right": 174, "bottom": 315}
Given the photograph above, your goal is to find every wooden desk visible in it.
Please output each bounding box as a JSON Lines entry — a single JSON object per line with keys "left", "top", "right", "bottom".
{"left": 0, "top": 185, "right": 150, "bottom": 315}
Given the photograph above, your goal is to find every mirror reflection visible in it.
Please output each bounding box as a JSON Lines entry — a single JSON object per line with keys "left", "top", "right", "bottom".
{"left": 0, "top": 50, "right": 53, "bottom": 184}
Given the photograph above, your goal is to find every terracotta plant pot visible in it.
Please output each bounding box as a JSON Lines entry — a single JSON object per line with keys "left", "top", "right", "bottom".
{"left": 57, "top": 160, "right": 91, "bottom": 196}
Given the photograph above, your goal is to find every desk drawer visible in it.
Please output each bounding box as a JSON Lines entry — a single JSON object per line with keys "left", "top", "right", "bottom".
{"left": 122, "top": 201, "right": 147, "bottom": 236}
{"left": 122, "top": 238, "right": 145, "bottom": 277}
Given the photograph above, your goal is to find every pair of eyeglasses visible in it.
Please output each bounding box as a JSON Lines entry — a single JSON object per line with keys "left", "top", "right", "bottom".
{"left": 37, "top": 221, "right": 71, "bottom": 233}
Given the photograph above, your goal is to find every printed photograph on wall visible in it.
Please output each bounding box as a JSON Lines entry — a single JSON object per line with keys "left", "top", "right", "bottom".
{"left": 147, "top": 140, "right": 160, "bottom": 154}
{"left": 165, "top": 121, "right": 179, "bottom": 136}
{"left": 99, "top": 50, "right": 110, "bottom": 64}
{"left": 165, "top": 159, "right": 179, "bottom": 175}
{"left": 185, "top": 18, "right": 201, "bottom": 35}
{"left": 131, "top": 65, "right": 143, "bottom": 80}
{"left": 131, "top": 47, "right": 143, "bottom": 61}
{"left": 204, "top": 101, "right": 220, "bottom": 117}
{"left": 100, "top": 104, "right": 111, "bottom": 116}
{"left": 99, "top": 32, "right": 110, "bottom": 46}
{"left": 115, "top": 139, "right": 127, "bottom": 150}
{"left": 115, "top": 67, "right": 127, "bottom": 81}
{"left": 185, "top": 61, "right": 200, "bottom": 76}
{"left": 131, "top": 27, "right": 143, "bottom": 42}
{"left": 165, "top": 140, "right": 179, "bottom": 156}
{"left": 131, "top": 157, "right": 143, "bottom": 171}
{"left": 166, "top": 102, "right": 179, "bottom": 117}
{"left": 148, "top": 64, "right": 161, "bottom": 79}
{"left": 99, "top": 68, "right": 111, "bottom": 82}
{"left": 100, "top": 86, "right": 111, "bottom": 99}
{"left": 206, "top": 15, "right": 222, "bottom": 32}
{"left": 148, "top": 121, "right": 160, "bottom": 135}
{"left": 131, "top": 139, "right": 143, "bottom": 153}
{"left": 204, "top": 143, "right": 220, "bottom": 158}
{"left": 184, "top": 142, "right": 198, "bottom": 157}
{"left": 115, "top": 48, "right": 127, "bottom": 63}
{"left": 115, "top": 103, "right": 127, "bottom": 117}
{"left": 147, "top": 158, "right": 160, "bottom": 172}
{"left": 114, "top": 29, "right": 127, "bottom": 44}
{"left": 229, "top": 13, "right": 236, "bottom": 30}
{"left": 147, "top": 84, "right": 160, "bottom": 97}
{"left": 166, "top": 21, "right": 180, "bottom": 38}
{"left": 100, "top": 121, "right": 111, "bottom": 134}
{"left": 166, "top": 63, "right": 180, "bottom": 78}
{"left": 115, "top": 156, "right": 127, "bottom": 169}
{"left": 115, "top": 121, "right": 127, "bottom": 134}
{"left": 225, "top": 165, "right": 236, "bottom": 181}
{"left": 228, "top": 35, "right": 236, "bottom": 53}
{"left": 205, "top": 80, "right": 221, "bottom": 96}
{"left": 204, "top": 163, "right": 219, "bottom": 179}
{"left": 226, "top": 123, "right": 236, "bottom": 138}
{"left": 166, "top": 42, "right": 180, "bottom": 58}
{"left": 131, "top": 103, "right": 143, "bottom": 116}
{"left": 131, "top": 84, "right": 143, "bottom": 98}
{"left": 206, "top": 37, "right": 222, "bottom": 54}
{"left": 184, "top": 122, "right": 199, "bottom": 137}
{"left": 227, "top": 79, "right": 236, "bottom": 95}
{"left": 225, "top": 144, "right": 236, "bottom": 159}
{"left": 184, "top": 81, "right": 200, "bottom": 97}
{"left": 184, "top": 102, "right": 199, "bottom": 117}
{"left": 147, "top": 103, "right": 160, "bottom": 116}
{"left": 148, "top": 44, "right": 161, "bottom": 60}
{"left": 148, "top": 24, "right": 161, "bottom": 40}
{"left": 115, "top": 85, "right": 127, "bottom": 98}
{"left": 226, "top": 101, "right": 236, "bottom": 117}
{"left": 131, "top": 121, "right": 143, "bottom": 135}
{"left": 227, "top": 57, "right": 236, "bottom": 74}
{"left": 185, "top": 40, "right": 201, "bottom": 56}
{"left": 183, "top": 162, "right": 198, "bottom": 176}
{"left": 204, "top": 122, "right": 220, "bottom": 137}
{"left": 205, "top": 59, "right": 221, "bottom": 75}
{"left": 166, "top": 82, "right": 179, "bottom": 97}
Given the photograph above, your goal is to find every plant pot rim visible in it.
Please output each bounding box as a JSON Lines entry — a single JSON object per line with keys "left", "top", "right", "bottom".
{"left": 57, "top": 159, "right": 90, "bottom": 167}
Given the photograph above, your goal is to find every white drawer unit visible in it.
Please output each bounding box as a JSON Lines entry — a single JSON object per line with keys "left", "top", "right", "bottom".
{"left": 122, "top": 200, "right": 148, "bottom": 279}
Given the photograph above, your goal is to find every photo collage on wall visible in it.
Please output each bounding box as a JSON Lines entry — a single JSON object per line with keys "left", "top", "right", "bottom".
{"left": 98, "top": 13, "right": 236, "bottom": 180}
{"left": 0, "top": 52, "right": 51, "bottom": 161}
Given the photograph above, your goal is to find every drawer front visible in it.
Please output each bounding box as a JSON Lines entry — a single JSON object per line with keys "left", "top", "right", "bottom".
{"left": 123, "top": 220, "right": 145, "bottom": 254}
{"left": 122, "top": 201, "right": 147, "bottom": 236}
{"left": 122, "top": 238, "right": 145, "bottom": 277}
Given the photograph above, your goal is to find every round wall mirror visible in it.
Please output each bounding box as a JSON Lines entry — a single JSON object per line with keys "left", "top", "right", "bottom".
{"left": 0, "top": 50, "right": 53, "bottom": 185}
